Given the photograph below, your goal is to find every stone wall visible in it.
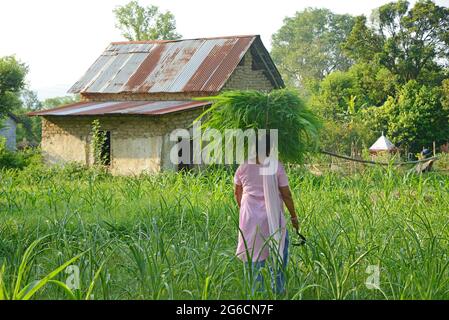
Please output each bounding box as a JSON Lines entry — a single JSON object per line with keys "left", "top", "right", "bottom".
{"left": 0, "top": 117, "right": 17, "bottom": 151}
{"left": 41, "top": 108, "right": 204, "bottom": 175}
{"left": 222, "top": 51, "right": 274, "bottom": 92}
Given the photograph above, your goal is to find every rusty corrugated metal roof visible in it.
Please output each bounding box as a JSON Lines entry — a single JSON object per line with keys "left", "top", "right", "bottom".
{"left": 69, "top": 35, "right": 264, "bottom": 94}
{"left": 28, "top": 100, "right": 211, "bottom": 116}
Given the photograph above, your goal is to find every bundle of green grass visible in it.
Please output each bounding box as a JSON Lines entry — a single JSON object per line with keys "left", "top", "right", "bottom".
{"left": 195, "top": 89, "right": 321, "bottom": 163}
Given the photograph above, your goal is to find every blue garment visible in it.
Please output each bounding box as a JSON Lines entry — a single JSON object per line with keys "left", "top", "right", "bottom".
{"left": 246, "top": 231, "right": 289, "bottom": 295}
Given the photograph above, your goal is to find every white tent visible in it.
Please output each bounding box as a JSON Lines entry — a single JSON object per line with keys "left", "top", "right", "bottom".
{"left": 369, "top": 133, "right": 395, "bottom": 153}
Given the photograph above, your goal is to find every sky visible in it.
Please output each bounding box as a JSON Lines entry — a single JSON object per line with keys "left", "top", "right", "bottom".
{"left": 1, "top": 0, "right": 448, "bottom": 100}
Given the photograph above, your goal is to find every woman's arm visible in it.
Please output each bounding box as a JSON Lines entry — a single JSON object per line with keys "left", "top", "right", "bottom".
{"left": 279, "top": 186, "right": 299, "bottom": 230}
{"left": 234, "top": 184, "right": 243, "bottom": 208}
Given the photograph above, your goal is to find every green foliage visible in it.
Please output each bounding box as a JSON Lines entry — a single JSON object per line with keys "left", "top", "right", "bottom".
{"left": 21, "top": 89, "right": 42, "bottom": 111}
{"left": 0, "top": 138, "right": 41, "bottom": 169}
{"left": 0, "top": 56, "right": 28, "bottom": 117}
{"left": 346, "top": 63, "right": 398, "bottom": 107}
{"left": 319, "top": 118, "right": 375, "bottom": 154}
{"left": 113, "top": 0, "right": 181, "bottom": 41}
{"left": 273, "top": 1, "right": 449, "bottom": 155}
{"left": 310, "top": 71, "right": 355, "bottom": 121}
{"left": 441, "top": 79, "right": 449, "bottom": 110}
{"left": 310, "top": 62, "right": 397, "bottom": 122}
{"left": 307, "top": 0, "right": 449, "bottom": 154}
{"left": 342, "top": 16, "right": 383, "bottom": 63}
{"left": 15, "top": 115, "right": 41, "bottom": 147}
{"left": 0, "top": 237, "right": 83, "bottom": 300}
{"left": 365, "top": 80, "right": 449, "bottom": 152}
{"left": 16, "top": 90, "right": 42, "bottom": 145}
{"left": 0, "top": 167, "right": 449, "bottom": 299}
{"left": 0, "top": 56, "right": 27, "bottom": 94}
{"left": 271, "top": 8, "right": 355, "bottom": 88}
{"left": 434, "top": 152, "right": 449, "bottom": 170}
{"left": 343, "top": 0, "right": 449, "bottom": 85}
{"left": 91, "top": 120, "right": 108, "bottom": 166}
{"left": 195, "top": 89, "right": 321, "bottom": 163}
{"left": 5, "top": 93, "right": 79, "bottom": 148}
{"left": 16, "top": 94, "right": 81, "bottom": 146}
{"left": 42, "top": 95, "right": 79, "bottom": 109}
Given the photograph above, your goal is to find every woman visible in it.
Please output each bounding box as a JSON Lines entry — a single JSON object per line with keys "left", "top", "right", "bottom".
{"left": 234, "top": 135, "right": 299, "bottom": 295}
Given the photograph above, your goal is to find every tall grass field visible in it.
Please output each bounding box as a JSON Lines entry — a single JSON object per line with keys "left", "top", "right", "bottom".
{"left": 0, "top": 165, "right": 448, "bottom": 300}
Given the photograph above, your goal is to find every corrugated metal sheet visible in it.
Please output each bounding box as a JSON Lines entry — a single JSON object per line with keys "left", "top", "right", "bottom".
{"left": 68, "top": 35, "right": 258, "bottom": 94}
{"left": 28, "top": 100, "right": 211, "bottom": 116}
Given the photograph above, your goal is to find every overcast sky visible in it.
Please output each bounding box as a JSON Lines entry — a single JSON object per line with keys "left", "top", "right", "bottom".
{"left": 1, "top": 0, "right": 448, "bottom": 100}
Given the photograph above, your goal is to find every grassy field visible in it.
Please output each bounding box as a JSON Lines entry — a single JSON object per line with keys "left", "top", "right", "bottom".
{"left": 0, "top": 164, "right": 448, "bottom": 300}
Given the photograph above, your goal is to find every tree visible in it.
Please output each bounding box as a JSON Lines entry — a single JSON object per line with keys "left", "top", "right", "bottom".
{"left": 310, "top": 71, "right": 355, "bottom": 121}
{"left": 442, "top": 79, "right": 449, "bottom": 111}
{"left": 366, "top": 80, "right": 449, "bottom": 152}
{"left": 0, "top": 56, "right": 28, "bottom": 117}
{"left": 271, "top": 8, "right": 355, "bottom": 88}
{"left": 343, "top": 0, "right": 449, "bottom": 85}
{"left": 18, "top": 90, "right": 43, "bottom": 146}
{"left": 113, "top": 1, "right": 181, "bottom": 41}
{"left": 16, "top": 94, "right": 79, "bottom": 145}
{"left": 21, "top": 89, "right": 42, "bottom": 111}
{"left": 342, "top": 16, "right": 383, "bottom": 63}
{"left": 310, "top": 62, "right": 397, "bottom": 122}
{"left": 42, "top": 95, "right": 79, "bottom": 109}
{"left": 309, "top": 61, "right": 399, "bottom": 153}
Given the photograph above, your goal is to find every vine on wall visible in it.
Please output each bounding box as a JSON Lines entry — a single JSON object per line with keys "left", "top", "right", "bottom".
{"left": 91, "top": 119, "right": 108, "bottom": 166}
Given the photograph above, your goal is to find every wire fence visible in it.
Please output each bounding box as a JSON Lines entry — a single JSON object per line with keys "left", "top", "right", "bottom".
{"left": 302, "top": 150, "right": 448, "bottom": 175}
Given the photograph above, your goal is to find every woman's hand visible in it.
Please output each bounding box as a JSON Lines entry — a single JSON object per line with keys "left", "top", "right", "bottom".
{"left": 280, "top": 186, "right": 300, "bottom": 230}
{"left": 290, "top": 216, "right": 299, "bottom": 231}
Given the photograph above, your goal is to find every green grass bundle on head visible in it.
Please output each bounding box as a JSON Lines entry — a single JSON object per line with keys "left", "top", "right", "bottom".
{"left": 195, "top": 89, "right": 321, "bottom": 164}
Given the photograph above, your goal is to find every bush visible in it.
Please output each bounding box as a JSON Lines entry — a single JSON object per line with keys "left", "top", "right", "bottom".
{"left": 319, "top": 118, "right": 376, "bottom": 155}
{"left": 0, "top": 137, "right": 42, "bottom": 169}
{"left": 434, "top": 153, "right": 449, "bottom": 171}
{"left": 365, "top": 81, "right": 449, "bottom": 153}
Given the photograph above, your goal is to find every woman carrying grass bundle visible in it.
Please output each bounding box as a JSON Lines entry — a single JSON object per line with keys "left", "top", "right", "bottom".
{"left": 234, "top": 134, "right": 299, "bottom": 295}
{"left": 195, "top": 89, "right": 320, "bottom": 296}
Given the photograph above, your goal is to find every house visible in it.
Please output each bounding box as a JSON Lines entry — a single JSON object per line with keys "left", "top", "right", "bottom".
{"left": 0, "top": 114, "right": 18, "bottom": 151}
{"left": 29, "top": 35, "right": 284, "bottom": 175}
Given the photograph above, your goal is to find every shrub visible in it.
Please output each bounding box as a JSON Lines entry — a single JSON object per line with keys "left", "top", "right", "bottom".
{"left": 366, "top": 81, "right": 449, "bottom": 153}
{"left": 0, "top": 137, "right": 42, "bottom": 170}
